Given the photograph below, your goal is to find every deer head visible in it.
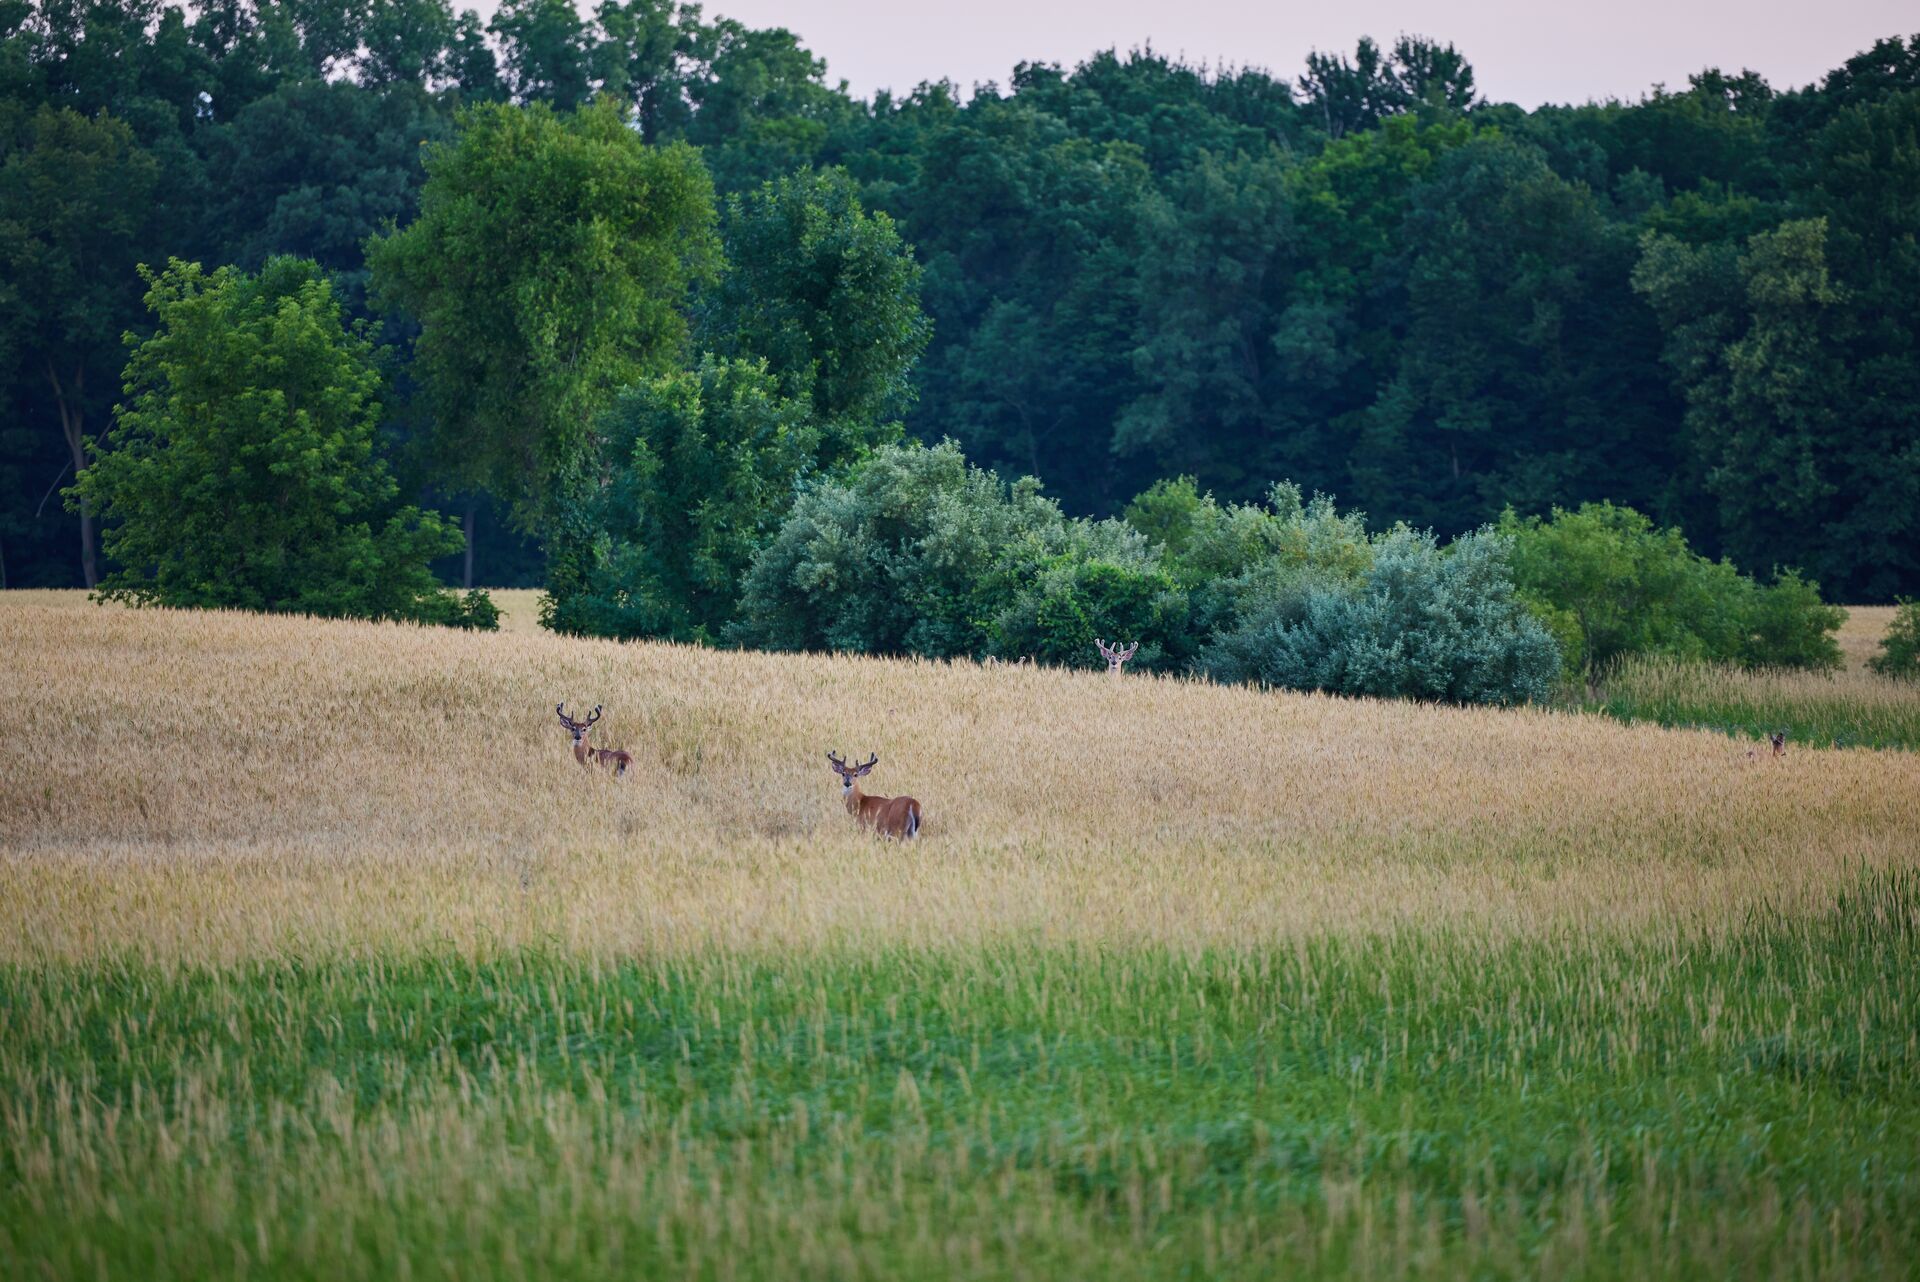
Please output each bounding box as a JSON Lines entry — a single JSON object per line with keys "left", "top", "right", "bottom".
{"left": 556, "top": 703, "right": 602, "bottom": 747}
{"left": 1095, "top": 639, "right": 1138, "bottom": 676}
{"left": 826, "top": 750, "right": 878, "bottom": 795}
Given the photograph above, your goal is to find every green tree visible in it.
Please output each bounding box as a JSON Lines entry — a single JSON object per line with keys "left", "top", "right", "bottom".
{"left": 366, "top": 97, "right": 719, "bottom": 528}
{"left": 703, "top": 167, "right": 929, "bottom": 469}
{"left": 1633, "top": 216, "right": 1914, "bottom": 599}
{"left": 488, "top": 0, "right": 592, "bottom": 109}
{"left": 1869, "top": 599, "right": 1920, "bottom": 678}
{"left": 0, "top": 105, "right": 158, "bottom": 587}
{"left": 545, "top": 356, "right": 816, "bottom": 641}
{"left": 71, "top": 257, "right": 486, "bottom": 626}
{"left": 1500, "top": 502, "right": 1841, "bottom": 682}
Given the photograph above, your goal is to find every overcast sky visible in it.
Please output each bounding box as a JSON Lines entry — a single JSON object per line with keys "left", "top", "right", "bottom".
{"left": 466, "top": 1, "right": 1913, "bottom": 107}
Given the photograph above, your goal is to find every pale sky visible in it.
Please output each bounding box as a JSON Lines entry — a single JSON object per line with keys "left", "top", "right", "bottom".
{"left": 467, "top": 1, "right": 1914, "bottom": 107}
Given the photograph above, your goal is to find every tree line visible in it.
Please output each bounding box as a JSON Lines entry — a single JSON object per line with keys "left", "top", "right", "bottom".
{"left": 4, "top": 4, "right": 1918, "bottom": 609}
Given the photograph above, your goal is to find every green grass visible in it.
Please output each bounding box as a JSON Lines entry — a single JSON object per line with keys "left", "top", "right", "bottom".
{"left": 1579, "top": 655, "right": 1920, "bottom": 751}
{"left": 6, "top": 872, "right": 1918, "bottom": 1280}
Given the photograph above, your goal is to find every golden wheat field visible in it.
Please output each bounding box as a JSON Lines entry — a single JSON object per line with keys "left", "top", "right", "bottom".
{"left": 0, "top": 589, "right": 1914, "bottom": 961}
{"left": 4, "top": 591, "right": 1920, "bottom": 1281}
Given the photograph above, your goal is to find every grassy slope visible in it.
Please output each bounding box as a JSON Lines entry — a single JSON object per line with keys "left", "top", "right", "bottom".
{"left": 3, "top": 592, "right": 1918, "bottom": 1280}
{"left": 1582, "top": 608, "right": 1920, "bottom": 752}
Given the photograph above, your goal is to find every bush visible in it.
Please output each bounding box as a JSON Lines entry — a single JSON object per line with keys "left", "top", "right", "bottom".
{"left": 730, "top": 439, "right": 1069, "bottom": 656}
{"left": 1500, "top": 502, "right": 1840, "bottom": 681}
{"left": 413, "top": 588, "right": 502, "bottom": 631}
{"left": 983, "top": 519, "right": 1189, "bottom": 668}
{"left": 1744, "top": 569, "right": 1846, "bottom": 669}
{"left": 1870, "top": 599, "right": 1920, "bottom": 678}
{"left": 72, "top": 257, "right": 484, "bottom": 628}
{"left": 1199, "top": 527, "right": 1561, "bottom": 705}
{"left": 1125, "top": 477, "right": 1374, "bottom": 645}
{"left": 544, "top": 357, "right": 816, "bottom": 642}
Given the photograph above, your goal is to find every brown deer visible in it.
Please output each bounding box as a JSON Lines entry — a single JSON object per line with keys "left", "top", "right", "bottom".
{"left": 591, "top": 745, "right": 634, "bottom": 776}
{"left": 556, "top": 704, "right": 632, "bottom": 776}
{"left": 1770, "top": 730, "right": 1787, "bottom": 758}
{"left": 1095, "top": 638, "right": 1138, "bottom": 677}
{"left": 826, "top": 751, "right": 922, "bottom": 839}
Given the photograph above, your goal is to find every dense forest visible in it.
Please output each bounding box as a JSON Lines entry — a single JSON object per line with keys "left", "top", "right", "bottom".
{"left": 4, "top": 3, "right": 1918, "bottom": 603}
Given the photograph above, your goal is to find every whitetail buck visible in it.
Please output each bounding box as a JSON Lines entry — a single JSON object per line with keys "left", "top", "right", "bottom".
{"left": 826, "top": 751, "right": 922, "bottom": 839}
{"left": 556, "top": 704, "right": 631, "bottom": 776}
{"left": 1095, "top": 638, "right": 1138, "bottom": 677}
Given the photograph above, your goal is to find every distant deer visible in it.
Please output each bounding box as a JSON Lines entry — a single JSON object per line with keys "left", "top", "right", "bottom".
{"left": 1095, "top": 638, "right": 1138, "bottom": 678}
{"left": 556, "top": 704, "right": 631, "bottom": 776}
{"left": 1770, "top": 730, "right": 1786, "bottom": 758}
{"left": 826, "top": 751, "right": 922, "bottom": 839}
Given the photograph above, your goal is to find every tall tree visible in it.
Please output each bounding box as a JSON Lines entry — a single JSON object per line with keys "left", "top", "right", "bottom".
{"left": 702, "top": 167, "right": 929, "bottom": 470}
{"left": 488, "top": 0, "right": 592, "bottom": 109}
{"left": 1633, "top": 218, "right": 1913, "bottom": 597}
{"left": 70, "top": 256, "right": 472, "bottom": 622}
{"left": 366, "top": 97, "right": 719, "bottom": 530}
{"left": 0, "top": 105, "right": 158, "bottom": 586}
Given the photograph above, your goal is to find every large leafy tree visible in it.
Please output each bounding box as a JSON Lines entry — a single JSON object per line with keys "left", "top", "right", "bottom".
{"left": 1352, "top": 133, "right": 1678, "bottom": 532}
{"left": 1634, "top": 214, "right": 1917, "bottom": 600}
{"left": 70, "top": 257, "right": 476, "bottom": 623}
{"left": 0, "top": 105, "right": 158, "bottom": 587}
{"left": 487, "top": 0, "right": 592, "bottom": 109}
{"left": 366, "top": 97, "right": 720, "bottom": 528}
{"left": 702, "top": 166, "right": 928, "bottom": 467}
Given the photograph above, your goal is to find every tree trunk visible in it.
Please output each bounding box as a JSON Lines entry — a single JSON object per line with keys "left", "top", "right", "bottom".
{"left": 47, "top": 361, "right": 97, "bottom": 588}
{"left": 463, "top": 501, "right": 477, "bottom": 590}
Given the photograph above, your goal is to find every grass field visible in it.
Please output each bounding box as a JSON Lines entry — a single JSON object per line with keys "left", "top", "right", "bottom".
{"left": 1579, "top": 607, "right": 1920, "bottom": 752}
{"left": 3, "top": 590, "right": 1918, "bottom": 1279}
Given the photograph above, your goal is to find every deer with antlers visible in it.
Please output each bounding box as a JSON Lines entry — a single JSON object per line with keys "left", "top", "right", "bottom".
{"left": 556, "top": 704, "right": 632, "bottom": 777}
{"left": 826, "top": 751, "right": 922, "bottom": 839}
{"left": 1095, "top": 638, "right": 1139, "bottom": 677}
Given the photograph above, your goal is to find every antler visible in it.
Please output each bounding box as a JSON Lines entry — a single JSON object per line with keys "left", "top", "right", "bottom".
{"left": 859, "top": 752, "right": 878, "bottom": 771}
{"left": 1095, "top": 638, "right": 1115, "bottom": 661}
{"left": 584, "top": 705, "right": 602, "bottom": 726}
{"left": 1118, "top": 641, "right": 1139, "bottom": 661}
{"left": 826, "top": 750, "right": 847, "bottom": 769}
{"left": 556, "top": 703, "right": 577, "bottom": 730}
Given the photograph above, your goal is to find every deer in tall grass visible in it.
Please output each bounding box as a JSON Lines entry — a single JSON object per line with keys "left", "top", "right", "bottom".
{"left": 1095, "top": 639, "right": 1138, "bottom": 678}
{"left": 556, "top": 704, "right": 632, "bottom": 776}
{"left": 826, "top": 751, "right": 922, "bottom": 839}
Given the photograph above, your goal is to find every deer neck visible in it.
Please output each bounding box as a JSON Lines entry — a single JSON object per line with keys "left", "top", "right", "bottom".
{"left": 573, "top": 738, "right": 590, "bottom": 764}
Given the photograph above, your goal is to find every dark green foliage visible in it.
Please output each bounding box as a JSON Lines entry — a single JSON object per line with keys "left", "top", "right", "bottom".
{"left": 1500, "top": 502, "right": 1842, "bottom": 680}
{"left": 1870, "top": 599, "right": 1920, "bottom": 678}
{"left": 366, "top": 97, "right": 719, "bottom": 528}
{"left": 981, "top": 523, "right": 1188, "bottom": 669}
{"left": 0, "top": 104, "right": 161, "bottom": 587}
{"left": 4, "top": 15, "right": 1919, "bottom": 601}
{"left": 703, "top": 167, "right": 929, "bottom": 460}
{"left": 71, "top": 257, "right": 485, "bottom": 627}
{"left": 1199, "top": 527, "right": 1561, "bottom": 705}
{"left": 545, "top": 357, "right": 815, "bottom": 642}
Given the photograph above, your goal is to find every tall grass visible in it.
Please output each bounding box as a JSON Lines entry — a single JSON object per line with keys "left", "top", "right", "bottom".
{"left": 1586, "top": 654, "right": 1920, "bottom": 751}
{"left": 2, "top": 591, "right": 1917, "bottom": 1279}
